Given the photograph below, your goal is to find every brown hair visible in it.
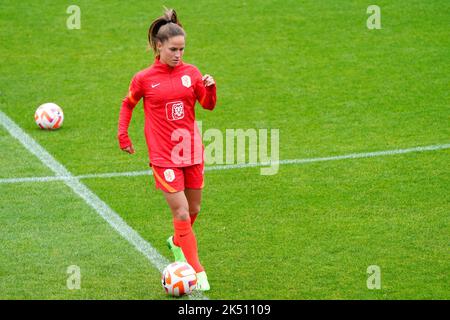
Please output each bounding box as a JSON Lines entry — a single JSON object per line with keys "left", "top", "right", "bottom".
{"left": 148, "top": 8, "right": 185, "bottom": 56}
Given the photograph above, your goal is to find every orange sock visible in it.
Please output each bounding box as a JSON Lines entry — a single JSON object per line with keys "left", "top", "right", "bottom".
{"left": 173, "top": 218, "right": 204, "bottom": 273}
{"left": 190, "top": 213, "right": 198, "bottom": 226}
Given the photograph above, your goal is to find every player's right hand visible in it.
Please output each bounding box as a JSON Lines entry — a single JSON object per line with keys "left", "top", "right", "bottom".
{"left": 121, "top": 144, "right": 135, "bottom": 154}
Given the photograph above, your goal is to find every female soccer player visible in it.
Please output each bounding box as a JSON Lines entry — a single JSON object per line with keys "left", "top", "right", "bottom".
{"left": 117, "top": 8, "right": 216, "bottom": 291}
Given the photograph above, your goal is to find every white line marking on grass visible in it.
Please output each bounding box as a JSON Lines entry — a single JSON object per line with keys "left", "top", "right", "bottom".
{"left": 0, "top": 176, "right": 69, "bottom": 184}
{"left": 0, "top": 110, "right": 207, "bottom": 300}
{"left": 77, "top": 170, "right": 153, "bottom": 180}
{"left": 0, "top": 171, "right": 154, "bottom": 184}
{"left": 273, "top": 143, "right": 450, "bottom": 165}
{"left": 1, "top": 143, "right": 449, "bottom": 184}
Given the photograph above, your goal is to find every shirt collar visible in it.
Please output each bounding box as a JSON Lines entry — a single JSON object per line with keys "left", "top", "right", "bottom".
{"left": 153, "top": 57, "right": 183, "bottom": 71}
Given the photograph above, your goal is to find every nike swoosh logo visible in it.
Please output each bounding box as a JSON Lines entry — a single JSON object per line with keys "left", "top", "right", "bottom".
{"left": 151, "top": 83, "right": 160, "bottom": 88}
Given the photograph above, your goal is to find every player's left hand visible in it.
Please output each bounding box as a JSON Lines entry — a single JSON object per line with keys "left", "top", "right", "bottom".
{"left": 202, "top": 74, "right": 215, "bottom": 87}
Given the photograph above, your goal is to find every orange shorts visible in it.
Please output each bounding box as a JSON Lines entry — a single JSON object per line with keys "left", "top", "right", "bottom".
{"left": 151, "top": 162, "right": 204, "bottom": 193}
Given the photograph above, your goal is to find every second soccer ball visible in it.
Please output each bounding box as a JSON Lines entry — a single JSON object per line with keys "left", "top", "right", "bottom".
{"left": 35, "top": 102, "right": 64, "bottom": 130}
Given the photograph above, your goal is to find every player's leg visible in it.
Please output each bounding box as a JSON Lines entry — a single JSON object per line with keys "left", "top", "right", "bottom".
{"left": 163, "top": 190, "right": 188, "bottom": 262}
{"left": 150, "top": 165, "right": 187, "bottom": 262}
{"left": 184, "top": 162, "right": 205, "bottom": 226}
{"left": 183, "top": 163, "right": 209, "bottom": 290}
{"left": 184, "top": 188, "right": 202, "bottom": 226}
{"left": 162, "top": 191, "right": 205, "bottom": 276}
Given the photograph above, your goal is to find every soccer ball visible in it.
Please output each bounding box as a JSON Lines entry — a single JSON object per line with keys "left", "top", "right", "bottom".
{"left": 34, "top": 102, "right": 64, "bottom": 130}
{"left": 161, "top": 262, "right": 197, "bottom": 296}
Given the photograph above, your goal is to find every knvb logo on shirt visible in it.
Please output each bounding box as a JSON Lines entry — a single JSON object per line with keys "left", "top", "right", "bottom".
{"left": 181, "top": 75, "right": 191, "bottom": 88}
{"left": 163, "top": 169, "right": 175, "bottom": 182}
{"left": 166, "top": 101, "right": 185, "bottom": 121}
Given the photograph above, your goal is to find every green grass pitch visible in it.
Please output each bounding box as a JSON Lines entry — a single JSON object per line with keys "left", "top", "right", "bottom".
{"left": 0, "top": 0, "right": 449, "bottom": 299}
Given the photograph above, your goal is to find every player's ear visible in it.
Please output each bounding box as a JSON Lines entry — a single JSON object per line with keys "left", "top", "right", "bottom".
{"left": 156, "top": 41, "right": 163, "bottom": 51}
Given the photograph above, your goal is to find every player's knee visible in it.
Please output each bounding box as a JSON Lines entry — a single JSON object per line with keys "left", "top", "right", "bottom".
{"left": 189, "top": 205, "right": 200, "bottom": 216}
{"left": 173, "top": 207, "right": 190, "bottom": 221}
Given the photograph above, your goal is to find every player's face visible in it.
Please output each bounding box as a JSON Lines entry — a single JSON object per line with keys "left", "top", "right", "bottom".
{"left": 158, "top": 36, "right": 185, "bottom": 67}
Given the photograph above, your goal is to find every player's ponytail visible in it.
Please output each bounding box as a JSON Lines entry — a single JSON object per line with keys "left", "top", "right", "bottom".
{"left": 148, "top": 8, "right": 185, "bottom": 56}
